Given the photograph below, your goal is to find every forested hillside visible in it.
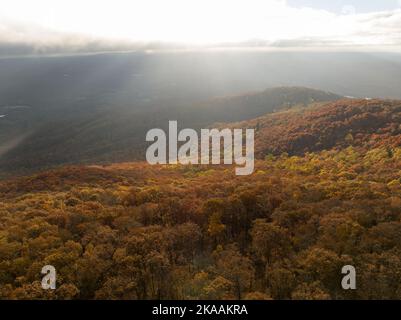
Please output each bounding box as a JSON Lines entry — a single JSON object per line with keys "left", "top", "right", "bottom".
{"left": 0, "top": 87, "right": 339, "bottom": 175}
{"left": 1, "top": 99, "right": 401, "bottom": 300}
{"left": 226, "top": 99, "right": 401, "bottom": 157}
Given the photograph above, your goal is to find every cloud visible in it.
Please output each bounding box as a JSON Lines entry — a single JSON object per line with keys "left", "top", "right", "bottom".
{"left": 0, "top": 0, "right": 400, "bottom": 55}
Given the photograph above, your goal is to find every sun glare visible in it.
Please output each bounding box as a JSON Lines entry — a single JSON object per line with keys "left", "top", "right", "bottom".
{"left": 0, "top": 0, "right": 337, "bottom": 44}
{"left": 0, "top": 0, "right": 400, "bottom": 47}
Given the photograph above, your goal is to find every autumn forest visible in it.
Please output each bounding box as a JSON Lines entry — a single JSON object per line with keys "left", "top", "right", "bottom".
{"left": 1, "top": 98, "right": 400, "bottom": 300}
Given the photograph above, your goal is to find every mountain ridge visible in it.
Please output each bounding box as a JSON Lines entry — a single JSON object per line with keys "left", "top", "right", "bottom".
{"left": 0, "top": 87, "right": 340, "bottom": 175}
{"left": 225, "top": 98, "right": 401, "bottom": 158}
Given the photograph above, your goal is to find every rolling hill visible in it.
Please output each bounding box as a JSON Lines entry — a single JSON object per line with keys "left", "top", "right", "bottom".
{"left": 0, "top": 140, "right": 400, "bottom": 299}
{"left": 1, "top": 96, "right": 401, "bottom": 300}
{"left": 225, "top": 98, "right": 401, "bottom": 158}
{"left": 0, "top": 87, "right": 340, "bottom": 175}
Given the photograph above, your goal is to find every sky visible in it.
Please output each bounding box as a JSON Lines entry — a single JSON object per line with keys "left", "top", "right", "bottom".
{"left": 0, "top": 0, "right": 401, "bottom": 53}
{"left": 288, "top": 0, "right": 400, "bottom": 13}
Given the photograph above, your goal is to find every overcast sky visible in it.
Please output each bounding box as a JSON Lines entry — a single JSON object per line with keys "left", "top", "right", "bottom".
{"left": 0, "top": 0, "right": 401, "bottom": 53}
{"left": 288, "top": 0, "right": 400, "bottom": 13}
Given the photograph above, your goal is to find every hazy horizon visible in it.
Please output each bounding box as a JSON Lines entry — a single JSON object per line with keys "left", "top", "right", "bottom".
{"left": 1, "top": 0, "right": 401, "bottom": 56}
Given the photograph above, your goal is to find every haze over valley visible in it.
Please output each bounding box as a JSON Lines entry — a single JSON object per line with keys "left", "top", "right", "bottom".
{"left": 1, "top": 51, "right": 401, "bottom": 174}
